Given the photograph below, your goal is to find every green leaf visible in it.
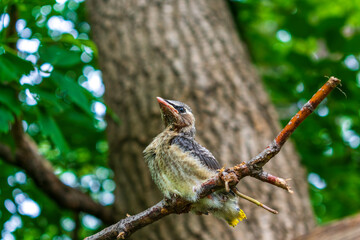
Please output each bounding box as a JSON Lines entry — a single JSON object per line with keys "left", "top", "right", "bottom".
{"left": 50, "top": 71, "right": 92, "bottom": 115}
{"left": 38, "top": 45, "right": 82, "bottom": 67}
{"left": 38, "top": 111, "right": 69, "bottom": 152}
{"left": 106, "top": 106, "right": 120, "bottom": 124}
{"left": 26, "top": 85, "right": 66, "bottom": 114}
{"left": 0, "top": 86, "right": 21, "bottom": 116}
{"left": 59, "top": 34, "right": 98, "bottom": 58}
{"left": 0, "top": 107, "right": 15, "bottom": 133}
{"left": 0, "top": 47, "right": 34, "bottom": 82}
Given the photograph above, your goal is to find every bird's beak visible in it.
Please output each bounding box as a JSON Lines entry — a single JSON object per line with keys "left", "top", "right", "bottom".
{"left": 157, "top": 97, "right": 179, "bottom": 114}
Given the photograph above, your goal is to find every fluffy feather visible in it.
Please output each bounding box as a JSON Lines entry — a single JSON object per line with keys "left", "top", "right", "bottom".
{"left": 143, "top": 97, "right": 246, "bottom": 226}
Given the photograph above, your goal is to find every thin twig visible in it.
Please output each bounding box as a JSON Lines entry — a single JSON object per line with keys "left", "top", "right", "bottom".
{"left": 232, "top": 188, "right": 278, "bottom": 214}
{"left": 85, "top": 77, "right": 341, "bottom": 240}
{"left": 252, "top": 171, "right": 293, "bottom": 193}
{"left": 247, "top": 76, "right": 341, "bottom": 169}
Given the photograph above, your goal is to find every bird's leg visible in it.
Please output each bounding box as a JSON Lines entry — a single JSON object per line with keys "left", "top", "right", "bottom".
{"left": 225, "top": 180, "right": 230, "bottom": 193}
{"left": 218, "top": 168, "right": 238, "bottom": 193}
{"left": 232, "top": 188, "right": 278, "bottom": 214}
{"left": 117, "top": 232, "right": 126, "bottom": 240}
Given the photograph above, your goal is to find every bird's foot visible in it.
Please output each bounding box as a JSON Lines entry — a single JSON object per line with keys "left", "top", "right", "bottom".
{"left": 218, "top": 169, "right": 238, "bottom": 192}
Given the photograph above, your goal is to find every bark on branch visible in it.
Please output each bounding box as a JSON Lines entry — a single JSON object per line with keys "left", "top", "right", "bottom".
{"left": 86, "top": 77, "right": 341, "bottom": 240}
{"left": 294, "top": 213, "right": 360, "bottom": 240}
{"left": 0, "top": 119, "right": 117, "bottom": 225}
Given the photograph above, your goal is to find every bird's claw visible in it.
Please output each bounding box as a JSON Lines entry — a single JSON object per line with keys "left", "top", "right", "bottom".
{"left": 117, "top": 231, "right": 126, "bottom": 239}
{"left": 217, "top": 168, "right": 239, "bottom": 192}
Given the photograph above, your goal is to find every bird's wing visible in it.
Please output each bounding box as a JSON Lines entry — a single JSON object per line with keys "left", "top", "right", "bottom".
{"left": 171, "top": 136, "right": 221, "bottom": 171}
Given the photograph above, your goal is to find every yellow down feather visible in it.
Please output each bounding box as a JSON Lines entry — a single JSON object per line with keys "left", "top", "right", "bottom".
{"left": 228, "top": 209, "right": 247, "bottom": 227}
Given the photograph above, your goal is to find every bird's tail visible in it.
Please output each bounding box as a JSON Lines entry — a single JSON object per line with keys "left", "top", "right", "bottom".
{"left": 227, "top": 209, "right": 247, "bottom": 227}
{"left": 192, "top": 192, "right": 247, "bottom": 227}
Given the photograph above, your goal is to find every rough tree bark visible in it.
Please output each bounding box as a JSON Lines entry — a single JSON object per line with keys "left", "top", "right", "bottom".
{"left": 87, "top": 0, "right": 315, "bottom": 239}
{"left": 295, "top": 213, "right": 360, "bottom": 240}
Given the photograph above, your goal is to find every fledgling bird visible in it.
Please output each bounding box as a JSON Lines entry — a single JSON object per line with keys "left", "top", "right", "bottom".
{"left": 143, "top": 97, "right": 246, "bottom": 226}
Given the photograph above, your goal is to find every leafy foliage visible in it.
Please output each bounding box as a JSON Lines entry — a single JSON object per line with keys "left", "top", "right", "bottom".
{"left": 0, "top": 50, "right": 33, "bottom": 83}
{"left": 0, "top": 0, "right": 111, "bottom": 239}
{"left": 231, "top": 0, "right": 360, "bottom": 223}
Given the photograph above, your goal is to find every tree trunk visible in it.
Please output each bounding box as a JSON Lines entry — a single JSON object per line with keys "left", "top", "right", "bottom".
{"left": 86, "top": 0, "right": 315, "bottom": 239}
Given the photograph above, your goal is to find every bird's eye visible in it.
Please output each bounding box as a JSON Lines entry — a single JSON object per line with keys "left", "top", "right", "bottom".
{"left": 177, "top": 106, "right": 186, "bottom": 113}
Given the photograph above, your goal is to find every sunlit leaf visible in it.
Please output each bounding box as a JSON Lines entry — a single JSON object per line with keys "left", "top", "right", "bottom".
{"left": 26, "top": 85, "right": 66, "bottom": 114}
{"left": 0, "top": 48, "right": 33, "bottom": 82}
{"left": 60, "top": 34, "right": 98, "bottom": 58}
{"left": 38, "top": 45, "right": 82, "bottom": 67}
{"left": 50, "top": 71, "right": 92, "bottom": 115}
{"left": 106, "top": 106, "right": 120, "bottom": 124}
{"left": 0, "top": 107, "right": 15, "bottom": 133}
{"left": 38, "top": 110, "right": 69, "bottom": 152}
{"left": 0, "top": 86, "right": 21, "bottom": 116}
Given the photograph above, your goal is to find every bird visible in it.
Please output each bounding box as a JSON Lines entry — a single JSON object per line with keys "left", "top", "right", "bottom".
{"left": 143, "top": 97, "right": 246, "bottom": 227}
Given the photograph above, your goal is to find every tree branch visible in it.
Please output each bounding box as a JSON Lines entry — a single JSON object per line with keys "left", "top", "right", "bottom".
{"left": 0, "top": 119, "right": 117, "bottom": 225}
{"left": 247, "top": 76, "right": 341, "bottom": 169}
{"left": 250, "top": 170, "right": 293, "bottom": 193}
{"left": 85, "top": 76, "right": 341, "bottom": 240}
{"left": 294, "top": 213, "right": 360, "bottom": 240}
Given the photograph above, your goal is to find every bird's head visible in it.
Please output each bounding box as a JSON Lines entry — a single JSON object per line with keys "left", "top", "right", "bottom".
{"left": 156, "top": 97, "right": 195, "bottom": 135}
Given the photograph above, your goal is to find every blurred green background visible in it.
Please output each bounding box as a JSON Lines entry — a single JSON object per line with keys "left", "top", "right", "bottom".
{"left": 0, "top": 0, "right": 359, "bottom": 239}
